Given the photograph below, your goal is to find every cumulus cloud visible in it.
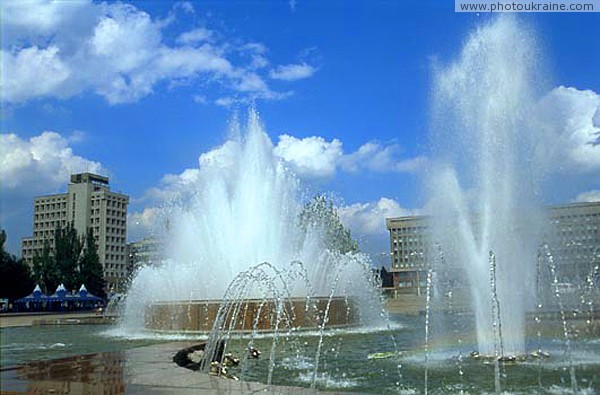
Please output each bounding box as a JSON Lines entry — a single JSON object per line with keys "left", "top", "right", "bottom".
{"left": 0, "top": 1, "right": 310, "bottom": 105}
{"left": 1, "top": 46, "right": 71, "bottom": 102}
{"left": 274, "top": 135, "right": 343, "bottom": 178}
{"left": 144, "top": 168, "right": 201, "bottom": 203}
{"left": 0, "top": 130, "right": 105, "bottom": 253}
{"left": 273, "top": 136, "right": 425, "bottom": 178}
{"left": 338, "top": 198, "right": 416, "bottom": 236}
{"left": 270, "top": 63, "right": 316, "bottom": 81}
{"left": 0, "top": 131, "right": 104, "bottom": 194}
{"left": 534, "top": 86, "right": 600, "bottom": 173}
{"left": 574, "top": 190, "right": 600, "bottom": 203}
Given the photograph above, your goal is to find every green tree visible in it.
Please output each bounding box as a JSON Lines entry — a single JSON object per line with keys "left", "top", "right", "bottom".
{"left": 32, "top": 239, "right": 59, "bottom": 294}
{"left": 298, "top": 194, "right": 359, "bottom": 254}
{"left": 54, "top": 222, "right": 82, "bottom": 292}
{"left": 78, "top": 228, "right": 106, "bottom": 298}
{"left": 0, "top": 229, "right": 35, "bottom": 301}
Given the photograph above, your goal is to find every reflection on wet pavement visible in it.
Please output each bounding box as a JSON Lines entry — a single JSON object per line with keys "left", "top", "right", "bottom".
{"left": 0, "top": 342, "right": 329, "bottom": 394}
{"left": 1, "top": 352, "right": 126, "bottom": 394}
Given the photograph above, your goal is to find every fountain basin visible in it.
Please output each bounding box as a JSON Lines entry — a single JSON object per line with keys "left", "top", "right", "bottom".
{"left": 145, "top": 297, "right": 359, "bottom": 334}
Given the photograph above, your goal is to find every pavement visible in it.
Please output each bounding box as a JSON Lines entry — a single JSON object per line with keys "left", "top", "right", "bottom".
{"left": 1, "top": 341, "right": 365, "bottom": 394}
{"left": 0, "top": 303, "right": 403, "bottom": 393}
{"left": 0, "top": 311, "right": 108, "bottom": 328}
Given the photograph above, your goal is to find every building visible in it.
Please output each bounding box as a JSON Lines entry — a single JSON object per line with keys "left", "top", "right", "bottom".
{"left": 385, "top": 215, "right": 430, "bottom": 294}
{"left": 385, "top": 202, "right": 600, "bottom": 295}
{"left": 22, "top": 173, "right": 129, "bottom": 291}
{"left": 547, "top": 202, "right": 600, "bottom": 282}
{"left": 126, "top": 237, "right": 164, "bottom": 277}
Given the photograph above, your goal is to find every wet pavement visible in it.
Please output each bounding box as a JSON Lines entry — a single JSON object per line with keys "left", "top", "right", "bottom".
{"left": 1, "top": 342, "right": 357, "bottom": 394}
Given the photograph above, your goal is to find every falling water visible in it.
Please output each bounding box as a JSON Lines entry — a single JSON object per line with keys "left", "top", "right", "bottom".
{"left": 542, "top": 244, "right": 578, "bottom": 393}
{"left": 117, "top": 109, "right": 385, "bottom": 336}
{"left": 535, "top": 251, "right": 544, "bottom": 389}
{"left": 424, "top": 268, "right": 433, "bottom": 395}
{"left": 428, "top": 15, "right": 546, "bottom": 356}
{"left": 488, "top": 251, "right": 502, "bottom": 394}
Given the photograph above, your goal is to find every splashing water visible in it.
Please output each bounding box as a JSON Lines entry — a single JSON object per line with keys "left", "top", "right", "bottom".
{"left": 118, "top": 110, "right": 386, "bottom": 335}
{"left": 428, "top": 15, "right": 546, "bottom": 356}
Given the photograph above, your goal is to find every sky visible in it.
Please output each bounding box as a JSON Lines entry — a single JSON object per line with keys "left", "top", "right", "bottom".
{"left": 1, "top": 0, "right": 599, "bottom": 260}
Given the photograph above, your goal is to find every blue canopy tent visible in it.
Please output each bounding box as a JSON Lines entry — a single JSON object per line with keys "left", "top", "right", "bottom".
{"left": 47, "top": 284, "right": 104, "bottom": 311}
{"left": 46, "top": 284, "right": 69, "bottom": 311}
{"left": 72, "top": 284, "right": 104, "bottom": 309}
{"left": 14, "top": 284, "right": 104, "bottom": 312}
{"left": 14, "top": 284, "right": 49, "bottom": 312}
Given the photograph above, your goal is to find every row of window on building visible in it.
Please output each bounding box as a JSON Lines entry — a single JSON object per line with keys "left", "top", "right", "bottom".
{"left": 34, "top": 200, "right": 67, "bottom": 212}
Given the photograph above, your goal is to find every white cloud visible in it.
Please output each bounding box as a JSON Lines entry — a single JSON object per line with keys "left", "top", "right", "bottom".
{"left": 270, "top": 63, "right": 316, "bottom": 81}
{"left": 274, "top": 135, "right": 343, "bottom": 178}
{"left": 1, "top": 0, "right": 95, "bottom": 41}
{"left": 215, "top": 97, "right": 237, "bottom": 107}
{"left": 1, "top": 46, "right": 71, "bottom": 102}
{"left": 0, "top": 1, "right": 303, "bottom": 105}
{"left": 0, "top": 131, "right": 104, "bottom": 193}
{"left": 338, "top": 198, "right": 415, "bottom": 236}
{"left": 240, "top": 44, "right": 269, "bottom": 70}
{"left": 236, "top": 72, "right": 269, "bottom": 92}
{"left": 90, "top": 5, "right": 161, "bottom": 70}
{"left": 534, "top": 86, "right": 600, "bottom": 173}
{"left": 574, "top": 190, "right": 600, "bottom": 203}
{"left": 273, "top": 135, "right": 424, "bottom": 178}
{"left": 176, "top": 28, "right": 213, "bottom": 45}
{"left": 144, "top": 168, "right": 201, "bottom": 203}
{"left": 250, "top": 55, "right": 269, "bottom": 70}
{"left": 341, "top": 142, "right": 427, "bottom": 173}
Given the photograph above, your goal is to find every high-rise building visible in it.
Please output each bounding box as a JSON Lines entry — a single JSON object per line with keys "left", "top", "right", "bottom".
{"left": 385, "top": 201, "right": 600, "bottom": 295}
{"left": 385, "top": 215, "right": 430, "bottom": 294}
{"left": 21, "top": 173, "right": 129, "bottom": 291}
{"left": 126, "top": 237, "right": 164, "bottom": 278}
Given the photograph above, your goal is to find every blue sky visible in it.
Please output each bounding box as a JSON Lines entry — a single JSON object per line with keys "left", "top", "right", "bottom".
{"left": 1, "top": 1, "right": 599, "bottom": 258}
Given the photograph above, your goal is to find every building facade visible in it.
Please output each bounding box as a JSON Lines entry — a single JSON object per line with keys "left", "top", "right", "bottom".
{"left": 126, "top": 237, "right": 164, "bottom": 278}
{"left": 547, "top": 202, "right": 600, "bottom": 282}
{"left": 386, "top": 202, "right": 600, "bottom": 295}
{"left": 22, "top": 173, "right": 129, "bottom": 291}
{"left": 385, "top": 215, "right": 430, "bottom": 294}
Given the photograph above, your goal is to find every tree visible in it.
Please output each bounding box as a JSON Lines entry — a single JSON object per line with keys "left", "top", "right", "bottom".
{"left": 0, "top": 230, "right": 34, "bottom": 301}
{"left": 31, "top": 224, "right": 106, "bottom": 297}
{"left": 298, "top": 194, "right": 359, "bottom": 254}
{"left": 78, "top": 228, "right": 106, "bottom": 298}
{"left": 32, "top": 239, "right": 59, "bottom": 294}
{"left": 54, "top": 222, "right": 82, "bottom": 292}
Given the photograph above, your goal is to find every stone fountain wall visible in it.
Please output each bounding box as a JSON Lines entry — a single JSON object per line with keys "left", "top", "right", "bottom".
{"left": 145, "top": 297, "right": 358, "bottom": 334}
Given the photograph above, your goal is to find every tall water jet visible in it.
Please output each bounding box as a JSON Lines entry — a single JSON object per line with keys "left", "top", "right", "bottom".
{"left": 428, "top": 15, "right": 546, "bottom": 356}
{"left": 118, "top": 110, "right": 385, "bottom": 335}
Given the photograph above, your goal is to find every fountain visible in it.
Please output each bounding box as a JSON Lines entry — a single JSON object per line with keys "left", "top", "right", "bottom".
{"left": 2, "top": 14, "right": 599, "bottom": 394}
{"left": 427, "top": 14, "right": 546, "bottom": 358}
{"left": 118, "top": 110, "right": 385, "bottom": 336}
{"left": 88, "top": 14, "right": 600, "bottom": 394}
